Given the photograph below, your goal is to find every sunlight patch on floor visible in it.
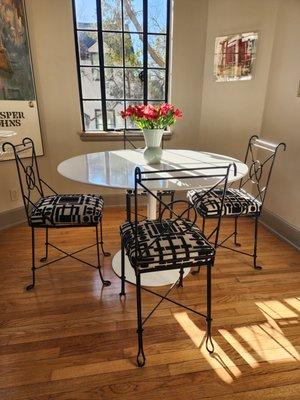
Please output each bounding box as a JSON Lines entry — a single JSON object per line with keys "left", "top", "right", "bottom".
{"left": 174, "top": 312, "right": 241, "bottom": 383}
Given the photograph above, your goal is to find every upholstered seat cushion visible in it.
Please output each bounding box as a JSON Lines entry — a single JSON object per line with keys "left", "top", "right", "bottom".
{"left": 120, "top": 219, "right": 214, "bottom": 272}
{"left": 187, "top": 188, "right": 261, "bottom": 217}
{"left": 30, "top": 194, "right": 104, "bottom": 227}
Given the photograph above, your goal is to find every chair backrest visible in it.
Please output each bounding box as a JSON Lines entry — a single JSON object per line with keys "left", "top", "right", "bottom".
{"left": 2, "top": 137, "right": 44, "bottom": 224}
{"left": 123, "top": 131, "right": 165, "bottom": 150}
{"left": 238, "top": 135, "right": 286, "bottom": 209}
{"left": 133, "top": 164, "right": 236, "bottom": 254}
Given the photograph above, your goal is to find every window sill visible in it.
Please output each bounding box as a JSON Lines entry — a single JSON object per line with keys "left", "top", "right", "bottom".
{"left": 79, "top": 130, "right": 173, "bottom": 142}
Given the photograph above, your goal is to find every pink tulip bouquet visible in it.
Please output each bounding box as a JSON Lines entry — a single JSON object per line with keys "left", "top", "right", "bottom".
{"left": 121, "top": 103, "right": 183, "bottom": 130}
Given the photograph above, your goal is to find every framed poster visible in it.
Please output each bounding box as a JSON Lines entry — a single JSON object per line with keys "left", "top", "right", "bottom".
{"left": 0, "top": 0, "right": 43, "bottom": 160}
{"left": 214, "top": 32, "right": 258, "bottom": 82}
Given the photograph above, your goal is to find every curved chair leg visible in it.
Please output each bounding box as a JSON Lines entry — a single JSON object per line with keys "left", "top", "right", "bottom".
{"left": 136, "top": 273, "right": 146, "bottom": 367}
{"left": 119, "top": 239, "right": 126, "bottom": 297}
{"left": 206, "top": 264, "right": 214, "bottom": 353}
{"left": 95, "top": 225, "right": 111, "bottom": 286}
{"left": 253, "top": 215, "right": 262, "bottom": 270}
{"left": 99, "top": 218, "right": 111, "bottom": 257}
{"left": 234, "top": 216, "right": 241, "bottom": 247}
{"left": 40, "top": 227, "right": 49, "bottom": 262}
{"left": 26, "top": 227, "right": 36, "bottom": 291}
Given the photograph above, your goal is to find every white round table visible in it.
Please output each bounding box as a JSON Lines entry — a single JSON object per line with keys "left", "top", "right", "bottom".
{"left": 58, "top": 149, "right": 248, "bottom": 286}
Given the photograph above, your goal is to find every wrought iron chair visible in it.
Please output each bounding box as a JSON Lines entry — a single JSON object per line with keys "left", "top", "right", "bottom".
{"left": 123, "top": 131, "right": 175, "bottom": 220}
{"left": 119, "top": 163, "right": 235, "bottom": 367}
{"left": 188, "top": 135, "right": 286, "bottom": 270}
{"left": 2, "top": 138, "right": 111, "bottom": 290}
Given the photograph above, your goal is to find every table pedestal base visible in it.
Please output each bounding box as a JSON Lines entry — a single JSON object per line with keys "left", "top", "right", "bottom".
{"left": 112, "top": 250, "right": 191, "bottom": 287}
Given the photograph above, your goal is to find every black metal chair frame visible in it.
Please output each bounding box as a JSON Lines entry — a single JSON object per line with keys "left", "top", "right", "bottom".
{"left": 119, "top": 163, "right": 236, "bottom": 367}
{"left": 194, "top": 135, "right": 286, "bottom": 271}
{"left": 2, "top": 138, "right": 111, "bottom": 290}
{"left": 123, "top": 131, "right": 175, "bottom": 221}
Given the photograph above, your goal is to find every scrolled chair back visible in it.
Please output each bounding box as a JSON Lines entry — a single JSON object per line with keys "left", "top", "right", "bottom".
{"left": 239, "top": 135, "right": 286, "bottom": 209}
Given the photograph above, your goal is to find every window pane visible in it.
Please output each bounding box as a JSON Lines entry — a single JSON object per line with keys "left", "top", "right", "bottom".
{"left": 105, "top": 68, "right": 124, "bottom": 99}
{"left": 80, "top": 67, "right": 101, "bottom": 99}
{"left": 106, "top": 101, "right": 125, "bottom": 129}
{"left": 83, "top": 101, "right": 103, "bottom": 131}
{"left": 148, "top": 0, "right": 167, "bottom": 33}
{"left": 101, "top": 0, "right": 122, "bottom": 31}
{"left": 125, "top": 68, "right": 143, "bottom": 99}
{"left": 103, "top": 32, "right": 123, "bottom": 66}
{"left": 78, "top": 31, "right": 99, "bottom": 66}
{"left": 148, "top": 34, "right": 166, "bottom": 68}
{"left": 123, "top": 0, "right": 143, "bottom": 32}
{"left": 124, "top": 33, "right": 143, "bottom": 67}
{"left": 75, "top": 0, "right": 97, "bottom": 29}
{"left": 148, "top": 69, "right": 165, "bottom": 100}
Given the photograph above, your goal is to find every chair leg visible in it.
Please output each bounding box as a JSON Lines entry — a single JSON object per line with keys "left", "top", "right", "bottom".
{"left": 205, "top": 264, "right": 214, "bottom": 353}
{"left": 136, "top": 272, "right": 146, "bottom": 367}
{"left": 95, "top": 225, "right": 111, "bottom": 286}
{"left": 253, "top": 215, "right": 262, "bottom": 270}
{"left": 99, "top": 217, "right": 111, "bottom": 257}
{"left": 40, "top": 227, "right": 49, "bottom": 262}
{"left": 177, "top": 267, "right": 184, "bottom": 287}
{"left": 158, "top": 192, "right": 162, "bottom": 218}
{"left": 26, "top": 227, "right": 36, "bottom": 291}
{"left": 119, "top": 239, "right": 126, "bottom": 297}
{"left": 234, "top": 216, "right": 241, "bottom": 247}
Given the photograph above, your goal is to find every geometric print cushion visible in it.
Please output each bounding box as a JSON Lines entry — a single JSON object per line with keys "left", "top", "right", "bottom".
{"left": 29, "top": 194, "right": 104, "bottom": 227}
{"left": 120, "top": 219, "right": 215, "bottom": 272}
{"left": 187, "top": 188, "right": 261, "bottom": 217}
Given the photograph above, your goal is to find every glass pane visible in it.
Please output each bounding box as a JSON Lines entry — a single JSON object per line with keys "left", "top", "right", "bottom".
{"left": 106, "top": 101, "right": 125, "bottom": 129}
{"left": 80, "top": 67, "right": 101, "bottom": 99}
{"left": 105, "top": 68, "right": 124, "bottom": 99}
{"left": 123, "top": 0, "right": 143, "bottom": 32}
{"left": 124, "top": 33, "right": 143, "bottom": 67}
{"left": 78, "top": 31, "right": 99, "bottom": 66}
{"left": 101, "top": 0, "right": 122, "bottom": 31}
{"left": 148, "top": 0, "right": 167, "bottom": 33}
{"left": 83, "top": 101, "right": 103, "bottom": 131}
{"left": 75, "top": 0, "right": 97, "bottom": 29}
{"left": 148, "top": 34, "right": 166, "bottom": 68}
{"left": 148, "top": 69, "right": 165, "bottom": 100}
{"left": 125, "top": 69, "right": 143, "bottom": 99}
{"left": 103, "top": 32, "right": 123, "bottom": 66}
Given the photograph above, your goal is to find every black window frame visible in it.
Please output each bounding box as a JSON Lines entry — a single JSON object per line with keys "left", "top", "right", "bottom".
{"left": 72, "top": 0, "right": 171, "bottom": 132}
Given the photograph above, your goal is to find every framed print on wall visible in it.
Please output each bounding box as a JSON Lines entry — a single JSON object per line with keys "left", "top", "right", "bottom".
{"left": 214, "top": 32, "right": 258, "bottom": 82}
{"left": 0, "top": 0, "right": 43, "bottom": 160}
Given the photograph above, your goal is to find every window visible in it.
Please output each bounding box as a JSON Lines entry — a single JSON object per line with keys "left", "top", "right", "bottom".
{"left": 73, "top": 0, "right": 171, "bottom": 132}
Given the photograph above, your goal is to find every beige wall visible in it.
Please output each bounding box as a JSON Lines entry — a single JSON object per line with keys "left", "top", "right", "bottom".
{"left": 0, "top": 0, "right": 208, "bottom": 214}
{"left": 261, "top": 0, "right": 300, "bottom": 228}
{"left": 198, "top": 0, "right": 279, "bottom": 160}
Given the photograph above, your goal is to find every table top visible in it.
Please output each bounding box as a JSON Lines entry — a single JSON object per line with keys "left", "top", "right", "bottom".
{"left": 57, "top": 149, "right": 248, "bottom": 191}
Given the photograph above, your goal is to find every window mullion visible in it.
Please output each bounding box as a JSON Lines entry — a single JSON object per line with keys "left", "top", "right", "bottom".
{"left": 121, "top": 0, "right": 127, "bottom": 130}
{"left": 165, "top": 0, "right": 171, "bottom": 103}
{"left": 143, "top": 0, "right": 148, "bottom": 104}
{"left": 96, "top": 0, "right": 108, "bottom": 130}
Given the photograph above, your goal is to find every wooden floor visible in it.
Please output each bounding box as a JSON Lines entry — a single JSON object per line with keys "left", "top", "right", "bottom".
{"left": 0, "top": 207, "right": 300, "bottom": 400}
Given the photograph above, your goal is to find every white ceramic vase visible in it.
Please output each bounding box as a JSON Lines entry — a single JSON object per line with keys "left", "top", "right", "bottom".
{"left": 142, "top": 129, "right": 164, "bottom": 165}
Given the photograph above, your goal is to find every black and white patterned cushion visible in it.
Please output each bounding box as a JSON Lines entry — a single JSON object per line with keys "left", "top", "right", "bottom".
{"left": 30, "top": 194, "right": 104, "bottom": 227}
{"left": 120, "top": 219, "right": 214, "bottom": 272}
{"left": 187, "top": 188, "right": 261, "bottom": 217}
